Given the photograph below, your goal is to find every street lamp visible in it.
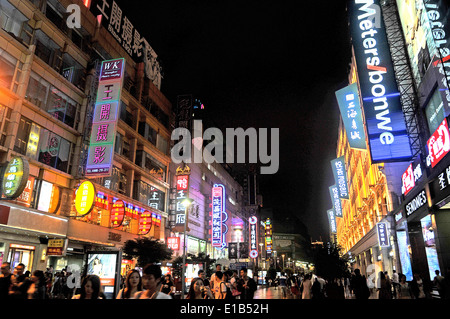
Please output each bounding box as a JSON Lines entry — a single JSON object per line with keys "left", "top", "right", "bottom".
{"left": 281, "top": 254, "right": 285, "bottom": 270}
{"left": 181, "top": 198, "right": 194, "bottom": 299}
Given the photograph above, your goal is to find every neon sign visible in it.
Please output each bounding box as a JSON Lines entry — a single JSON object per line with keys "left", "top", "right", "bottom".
{"left": 249, "top": 216, "right": 258, "bottom": 259}
{"left": 211, "top": 184, "right": 227, "bottom": 249}
{"left": 2, "top": 156, "right": 29, "bottom": 200}
{"left": 426, "top": 118, "right": 450, "bottom": 168}
{"left": 86, "top": 58, "right": 125, "bottom": 177}
{"left": 264, "top": 218, "right": 273, "bottom": 257}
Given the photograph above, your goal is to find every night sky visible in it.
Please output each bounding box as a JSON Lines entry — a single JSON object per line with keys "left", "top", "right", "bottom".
{"left": 117, "top": 0, "right": 352, "bottom": 241}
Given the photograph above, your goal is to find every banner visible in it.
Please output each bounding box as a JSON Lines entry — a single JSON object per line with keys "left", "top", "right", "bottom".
{"left": 327, "top": 209, "right": 337, "bottom": 234}
{"left": 376, "top": 222, "right": 390, "bottom": 247}
{"left": 335, "top": 83, "right": 367, "bottom": 149}
{"left": 331, "top": 156, "right": 349, "bottom": 199}
{"left": 329, "top": 185, "right": 343, "bottom": 217}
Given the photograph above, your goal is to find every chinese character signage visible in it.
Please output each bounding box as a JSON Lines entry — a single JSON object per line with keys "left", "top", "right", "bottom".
{"left": 249, "top": 216, "right": 259, "bottom": 259}
{"left": 331, "top": 156, "right": 349, "bottom": 200}
{"left": 167, "top": 237, "right": 180, "bottom": 250}
{"left": 15, "top": 176, "right": 35, "bottom": 207}
{"left": 348, "top": 0, "right": 412, "bottom": 163}
{"left": 110, "top": 200, "right": 125, "bottom": 227}
{"left": 138, "top": 210, "right": 152, "bottom": 235}
{"left": 327, "top": 209, "right": 337, "bottom": 234}
{"left": 329, "top": 185, "right": 343, "bottom": 217}
{"left": 75, "top": 181, "right": 96, "bottom": 216}
{"left": 88, "top": 0, "right": 162, "bottom": 89}
{"left": 47, "top": 239, "right": 66, "bottom": 256}
{"left": 86, "top": 58, "right": 124, "bottom": 177}
{"left": 402, "top": 163, "right": 415, "bottom": 196}
{"left": 335, "top": 83, "right": 367, "bottom": 149}
{"left": 426, "top": 118, "right": 450, "bottom": 168}
{"left": 211, "top": 184, "right": 227, "bottom": 249}
{"left": 1, "top": 156, "right": 29, "bottom": 200}
{"left": 175, "top": 174, "right": 189, "bottom": 228}
{"left": 376, "top": 222, "right": 390, "bottom": 247}
{"left": 264, "top": 218, "right": 273, "bottom": 257}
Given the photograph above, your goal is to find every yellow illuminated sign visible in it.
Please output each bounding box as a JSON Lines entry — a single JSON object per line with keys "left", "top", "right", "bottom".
{"left": 2, "top": 156, "right": 29, "bottom": 199}
{"left": 75, "top": 181, "right": 96, "bottom": 216}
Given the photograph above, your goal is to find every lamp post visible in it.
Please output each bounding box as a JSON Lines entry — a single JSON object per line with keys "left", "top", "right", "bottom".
{"left": 181, "top": 198, "right": 194, "bottom": 299}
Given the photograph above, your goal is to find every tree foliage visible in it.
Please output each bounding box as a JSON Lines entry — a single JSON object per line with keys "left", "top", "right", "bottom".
{"left": 312, "top": 242, "right": 349, "bottom": 281}
{"left": 172, "top": 252, "right": 216, "bottom": 277}
{"left": 122, "top": 237, "right": 173, "bottom": 267}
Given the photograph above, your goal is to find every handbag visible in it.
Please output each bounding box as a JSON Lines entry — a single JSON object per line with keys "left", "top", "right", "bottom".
{"left": 232, "top": 289, "right": 241, "bottom": 296}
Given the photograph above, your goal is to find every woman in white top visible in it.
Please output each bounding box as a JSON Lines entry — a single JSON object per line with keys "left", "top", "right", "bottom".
{"left": 116, "top": 269, "right": 142, "bottom": 299}
{"left": 72, "top": 275, "right": 103, "bottom": 299}
{"left": 301, "top": 274, "right": 312, "bottom": 299}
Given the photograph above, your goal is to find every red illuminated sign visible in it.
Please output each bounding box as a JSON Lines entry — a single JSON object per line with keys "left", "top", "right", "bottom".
{"left": 176, "top": 175, "right": 189, "bottom": 191}
{"left": 167, "top": 237, "right": 180, "bottom": 250}
{"left": 139, "top": 210, "right": 152, "bottom": 235}
{"left": 427, "top": 118, "right": 450, "bottom": 168}
{"left": 401, "top": 163, "right": 415, "bottom": 195}
{"left": 110, "top": 200, "right": 125, "bottom": 227}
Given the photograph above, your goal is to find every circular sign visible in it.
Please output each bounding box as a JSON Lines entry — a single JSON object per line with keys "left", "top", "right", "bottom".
{"left": 110, "top": 200, "right": 125, "bottom": 227}
{"left": 74, "top": 181, "right": 96, "bottom": 216}
{"left": 249, "top": 216, "right": 258, "bottom": 224}
{"left": 2, "top": 156, "right": 29, "bottom": 199}
{"left": 249, "top": 250, "right": 258, "bottom": 259}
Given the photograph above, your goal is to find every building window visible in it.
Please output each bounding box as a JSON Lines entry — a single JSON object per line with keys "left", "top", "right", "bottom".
{"left": 425, "top": 87, "right": 445, "bottom": 135}
{"left": 0, "top": 48, "right": 18, "bottom": 89}
{"left": 0, "top": 104, "right": 12, "bottom": 147}
{"left": 26, "top": 72, "right": 80, "bottom": 129}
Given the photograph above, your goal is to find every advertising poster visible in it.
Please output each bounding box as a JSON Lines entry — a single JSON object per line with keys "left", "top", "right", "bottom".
{"left": 87, "top": 252, "right": 119, "bottom": 299}
{"left": 396, "top": 229, "right": 413, "bottom": 281}
{"left": 421, "top": 215, "right": 441, "bottom": 280}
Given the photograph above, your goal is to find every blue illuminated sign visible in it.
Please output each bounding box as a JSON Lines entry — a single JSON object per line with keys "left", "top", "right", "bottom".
{"left": 211, "top": 184, "right": 228, "bottom": 249}
{"left": 329, "top": 185, "right": 343, "bottom": 217}
{"left": 376, "top": 222, "right": 390, "bottom": 247}
{"left": 348, "top": 0, "right": 412, "bottom": 163}
{"left": 331, "top": 156, "right": 349, "bottom": 200}
{"left": 335, "top": 83, "right": 367, "bottom": 149}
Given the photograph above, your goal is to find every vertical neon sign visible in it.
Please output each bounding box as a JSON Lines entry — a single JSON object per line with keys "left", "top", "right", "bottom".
{"left": 249, "top": 216, "right": 258, "bottom": 259}
{"left": 211, "top": 184, "right": 227, "bottom": 249}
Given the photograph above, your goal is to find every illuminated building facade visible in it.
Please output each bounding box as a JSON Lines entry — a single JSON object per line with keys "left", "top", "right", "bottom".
{"left": 0, "top": 0, "right": 171, "bottom": 281}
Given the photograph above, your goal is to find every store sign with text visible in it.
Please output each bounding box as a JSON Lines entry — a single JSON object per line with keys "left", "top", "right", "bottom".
{"left": 86, "top": 58, "right": 124, "bottom": 177}
{"left": 335, "top": 83, "right": 367, "bottom": 149}
{"left": 402, "top": 158, "right": 424, "bottom": 196}
{"left": 426, "top": 118, "right": 450, "bottom": 168}
{"left": 167, "top": 237, "right": 180, "bottom": 250}
{"left": 1, "top": 156, "right": 29, "bottom": 200}
{"left": 110, "top": 200, "right": 125, "bottom": 227}
{"left": 376, "top": 222, "right": 390, "bottom": 247}
{"left": 348, "top": 0, "right": 412, "bottom": 162}
{"left": 328, "top": 209, "right": 337, "bottom": 234}
{"left": 138, "top": 210, "right": 152, "bottom": 235}
{"left": 331, "top": 156, "right": 349, "bottom": 199}
{"left": 329, "top": 185, "right": 343, "bottom": 217}
{"left": 405, "top": 189, "right": 427, "bottom": 217}
{"left": 264, "top": 218, "right": 273, "bottom": 257}
{"left": 211, "top": 184, "right": 227, "bottom": 249}
{"left": 249, "top": 216, "right": 259, "bottom": 259}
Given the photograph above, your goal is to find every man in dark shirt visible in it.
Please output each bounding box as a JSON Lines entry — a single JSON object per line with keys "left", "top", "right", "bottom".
{"left": 10, "top": 263, "right": 31, "bottom": 299}
{"left": 238, "top": 268, "right": 257, "bottom": 299}
{"left": 0, "top": 262, "right": 12, "bottom": 299}
{"left": 198, "top": 270, "right": 210, "bottom": 287}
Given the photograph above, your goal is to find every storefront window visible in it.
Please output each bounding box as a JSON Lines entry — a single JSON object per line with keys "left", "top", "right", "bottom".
{"left": 396, "top": 227, "right": 413, "bottom": 281}
{"left": 425, "top": 88, "right": 445, "bottom": 135}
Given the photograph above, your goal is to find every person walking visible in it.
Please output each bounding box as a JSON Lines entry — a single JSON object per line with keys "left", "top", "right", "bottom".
{"left": 160, "top": 274, "right": 175, "bottom": 297}
{"left": 350, "top": 269, "right": 370, "bottom": 299}
{"left": 72, "top": 275, "right": 103, "bottom": 299}
{"left": 210, "top": 264, "right": 222, "bottom": 290}
{"left": 27, "top": 270, "right": 47, "bottom": 299}
{"left": 377, "top": 271, "right": 392, "bottom": 299}
{"left": 9, "top": 263, "right": 32, "bottom": 299}
{"left": 391, "top": 270, "right": 399, "bottom": 299}
{"left": 433, "top": 270, "right": 445, "bottom": 299}
{"left": 132, "top": 264, "right": 172, "bottom": 299}
{"left": 237, "top": 268, "right": 257, "bottom": 300}
{"left": 410, "top": 273, "right": 428, "bottom": 299}
{"left": 398, "top": 275, "right": 413, "bottom": 299}
{"left": 212, "top": 271, "right": 227, "bottom": 299}
{"left": 0, "top": 262, "right": 12, "bottom": 300}
{"left": 300, "top": 274, "right": 312, "bottom": 299}
{"left": 116, "top": 269, "right": 142, "bottom": 299}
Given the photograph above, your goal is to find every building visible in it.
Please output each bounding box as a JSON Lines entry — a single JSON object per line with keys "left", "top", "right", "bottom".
{"left": 0, "top": 0, "right": 172, "bottom": 293}
{"left": 334, "top": 0, "right": 450, "bottom": 288}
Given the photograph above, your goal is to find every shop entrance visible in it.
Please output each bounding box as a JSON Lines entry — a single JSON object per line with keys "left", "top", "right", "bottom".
{"left": 8, "top": 244, "right": 35, "bottom": 271}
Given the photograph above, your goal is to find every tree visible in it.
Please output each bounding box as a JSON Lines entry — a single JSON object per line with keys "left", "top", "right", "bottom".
{"left": 312, "top": 242, "right": 348, "bottom": 281}
{"left": 122, "top": 237, "right": 173, "bottom": 267}
{"left": 172, "top": 252, "right": 216, "bottom": 278}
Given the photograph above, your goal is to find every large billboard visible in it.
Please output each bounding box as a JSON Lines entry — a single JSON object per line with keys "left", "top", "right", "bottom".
{"left": 335, "top": 83, "right": 367, "bottom": 149}
{"left": 348, "top": 0, "right": 412, "bottom": 163}
{"left": 86, "top": 58, "right": 125, "bottom": 177}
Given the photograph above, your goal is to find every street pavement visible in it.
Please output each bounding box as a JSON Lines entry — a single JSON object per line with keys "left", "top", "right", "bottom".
{"left": 253, "top": 285, "right": 378, "bottom": 299}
